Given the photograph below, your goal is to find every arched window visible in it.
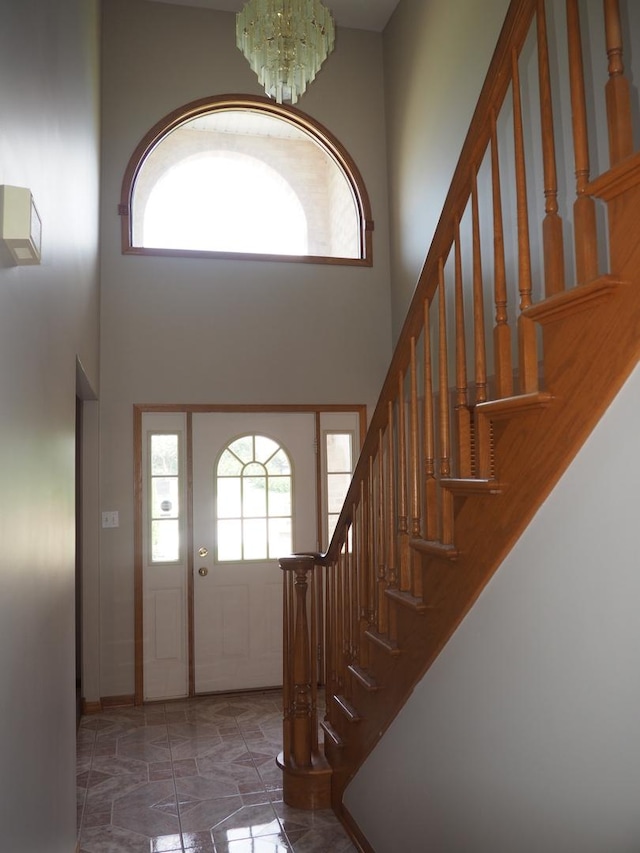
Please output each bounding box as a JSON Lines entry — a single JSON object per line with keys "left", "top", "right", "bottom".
{"left": 120, "top": 95, "right": 373, "bottom": 265}
{"left": 216, "top": 434, "right": 293, "bottom": 562}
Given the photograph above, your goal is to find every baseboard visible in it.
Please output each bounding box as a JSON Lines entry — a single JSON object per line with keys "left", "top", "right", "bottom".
{"left": 339, "top": 803, "right": 375, "bottom": 853}
{"left": 81, "top": 694, "right": 136, "bottom": 714}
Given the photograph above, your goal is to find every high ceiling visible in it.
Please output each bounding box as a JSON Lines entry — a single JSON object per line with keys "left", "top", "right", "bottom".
{"left": 146, "top": 0, "right": 401, "bottom": 33}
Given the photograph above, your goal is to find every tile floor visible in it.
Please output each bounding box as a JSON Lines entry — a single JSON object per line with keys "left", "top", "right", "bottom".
{"left": 77, "top": 690, "right": 359, "bottom": 853}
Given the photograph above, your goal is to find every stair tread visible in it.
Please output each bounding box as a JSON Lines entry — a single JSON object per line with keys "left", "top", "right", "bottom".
{"left": 524, "top": 275, "right": 627, "bottom": 323}
{"left": 348, "top": 663, "right": 381, "bottom": 691}
{"left": 587, "top": 151, "right": 640, "bottom": 201}
{"left": 334, "top": 694, "right": 362, "bottom": 723}
{"left": 440, "top": 477, "right": 503, "bottom": 495}
{"left": 476, "top": 392, "right": 553, "bottom": 419}
{"left": 320, "top": 719, "right": 344, "bottom": 748}
{"left": 409, "top": 538, "right": 459, "bottom": 560}
{"left": 385, "top": 587, "right": 428, "bottom": 613}
{"left": 365, "top": 628, "right": 402, "bottom": 655}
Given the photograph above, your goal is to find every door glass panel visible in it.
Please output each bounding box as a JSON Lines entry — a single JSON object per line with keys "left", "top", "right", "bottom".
{"left": 215, "top": 434, "right": 292, "bottom": 561}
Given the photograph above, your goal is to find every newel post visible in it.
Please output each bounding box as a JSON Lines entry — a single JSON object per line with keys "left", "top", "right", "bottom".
{"left": 277, "top": 554, "right": 332, "bottom": 810}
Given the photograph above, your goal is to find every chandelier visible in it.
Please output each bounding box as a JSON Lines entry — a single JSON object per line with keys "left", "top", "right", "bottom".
{"left": 236, "top": 0, "right": 336, "bottom": 105}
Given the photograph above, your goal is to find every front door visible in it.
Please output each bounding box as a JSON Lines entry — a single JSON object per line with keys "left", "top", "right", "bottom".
{"left": 191, "top": 412, "right": 317, "bottom": 693}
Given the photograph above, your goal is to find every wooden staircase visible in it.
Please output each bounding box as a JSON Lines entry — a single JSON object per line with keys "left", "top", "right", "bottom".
{"left": 278, "top": 0, "right": 640, "bottom": 840}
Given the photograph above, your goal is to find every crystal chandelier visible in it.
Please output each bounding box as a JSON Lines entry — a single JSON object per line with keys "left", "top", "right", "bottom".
{"left": 236, "top": 0, "right": 336, "bottom": 105}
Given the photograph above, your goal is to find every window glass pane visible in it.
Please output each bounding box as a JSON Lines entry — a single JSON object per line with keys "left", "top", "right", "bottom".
{"left": 152, "top": 477, "right": 179, "bottom": 518}
{"left": 268, "top": 477, "right": 291, "bottom": 516}
{"left": 269, "top": 517, "right": 292, "bottom": 559}
{"left": 218, "top": 519, "right": 242, "bottom": 561}
{"left": 151, "top": 434, "right": 178, "bottom": 475}
{"left": 152, "top": 519, "right": 180, "bottom": 562}
{"left": 243, "top": 518, "right": 267, "bottom": 560}
{"left": 243, "top": 476, "right": 267, "bottom": 516}
{"left": 327, "top": 514, "right": 339, "bottom": 544}
{"left": 255, "top": 435, "right": 280, "bottom": 464}
{"left": 328, "top": 472, "right": 352, "bottom": 513}
{"left": 217, "top": 477, "right": 242, "bottom": 519}
{"left": 217, "top": 448, "right": 243, "bottom": 476}
{"left": 229, "top": 436, "right": 254, "bottom": 464}
{"left": 326, "top": 433, "right": 352, "bottom": 473}
{"left": 244, "top": 461, "right": 265, "bottom": 476}
{"left": 266, "top": 448, "right": 291, "bottom": 475}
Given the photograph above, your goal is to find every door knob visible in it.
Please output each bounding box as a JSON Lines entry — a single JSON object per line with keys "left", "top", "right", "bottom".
{"left": 198, "top": 567, "right": 209, "bottom": 577}
{"left": 198, "top": 546, "right": 209, "bottom": 557}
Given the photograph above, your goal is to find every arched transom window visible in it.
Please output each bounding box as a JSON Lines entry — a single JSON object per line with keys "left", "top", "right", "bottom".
{"left": 120, "top": 95, "right": 373, "bottom": 265}
{"left": 216, "top": 434, "right": 293, "bottom": 562}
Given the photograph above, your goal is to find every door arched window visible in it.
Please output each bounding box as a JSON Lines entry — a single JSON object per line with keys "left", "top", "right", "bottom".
{"left": 119, "top": 95, "right": 373, "bottom": 265}
{"left": 216, "top": 434, "right": 293, "bottom": 562}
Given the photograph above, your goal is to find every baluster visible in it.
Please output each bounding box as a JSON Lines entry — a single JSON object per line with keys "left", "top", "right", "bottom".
{"left": 282, "top": 562, "right": 293, "bottom": 763}
{"left": 375, "top": 443, "right": 386, "bottom": 634}
{"left": 512, "top": 48, "right": 538, "bottom": 394}
{"left": 397, "top": 371, "right": 410, "bottom": 591}
{"left": 438, "top": 259, "right": 454, "bottom": 545}
{"left": 604, "top": 0, "right": 633, "bottom": 165}
{"left": 423, "top": 297, "right": 438, "bottom": 539}
{"left": 350, "top": 512, "right": 359, "bottom": 671}
{"left": 359, "top": 477, "right": 371, "bottom": 670}
{"left": 567, "top": 0, "right": 598, "bottom": 284}
{"left": 453, "top": 222, "right": 472, "bottom": 477}
{"left": 409, "top": 336, "right": 423, "bottom": 599}
{"left": 387, "top": 401, "right": 397, "bottom": 591}
{"left": 471, "top": 169, "right": 488, "bottom": 404}
{"left": 537, "top": 0, "right": 565, "bottom": 296}
{"left": 490, "top": 111, "right": 513, "bottom": 397}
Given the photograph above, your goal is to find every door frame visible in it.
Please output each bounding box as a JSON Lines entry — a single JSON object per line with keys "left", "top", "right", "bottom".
{"left": 133, "top": 403, "right": 366, "bottom": 705}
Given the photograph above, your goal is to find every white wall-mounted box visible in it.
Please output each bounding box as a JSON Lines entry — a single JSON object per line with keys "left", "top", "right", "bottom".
{"left": 0, "top": 185, "right": 42, "bottom": 265}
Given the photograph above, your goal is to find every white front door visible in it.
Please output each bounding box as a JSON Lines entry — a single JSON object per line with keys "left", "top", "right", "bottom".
{"left": 192, "top": 412, "right": 317, "bottom": 693}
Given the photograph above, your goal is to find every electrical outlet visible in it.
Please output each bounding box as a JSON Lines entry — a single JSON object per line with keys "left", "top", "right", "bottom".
{"left": 102, "top": 510, "right": 119, "bottom": 528}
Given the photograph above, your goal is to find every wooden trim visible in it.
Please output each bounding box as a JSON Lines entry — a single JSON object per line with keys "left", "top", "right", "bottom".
{"left": 186, "top": 411, "right": 195, "bottom": 698}
{"left": 134, "top": 403, "right": 367, "bottom": 415}
{"left": 119, "top": 94, "right": 374, "bottom": 266}
{"left": 81, "top": 699, "right": 102, "bottom": 715}
{"left": 133, "top": 407, "right": 144, "bottom": 706}
{"left": 101, "top": 694, "right": 136, "bottom": 709}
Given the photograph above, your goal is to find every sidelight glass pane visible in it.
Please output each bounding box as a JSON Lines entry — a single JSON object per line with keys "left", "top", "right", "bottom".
{"left": 152, "top": 477, "right": 179, "bottom": 518}
{"left": 328, "top": 472, "right": 352, "bottom": 513}
{"left": 326, "top": 433, "right": 352, "bottom": 473}
{"left": 152, "top": 519, "right": 180, "bottom": 562}
{"left": 151, "top": 434, "right": 178, "bottom": 475}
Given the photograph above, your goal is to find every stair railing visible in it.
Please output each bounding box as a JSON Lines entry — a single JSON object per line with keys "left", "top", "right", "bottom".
{"left": 280, "top": 0, "right": 637, "bottom": 809}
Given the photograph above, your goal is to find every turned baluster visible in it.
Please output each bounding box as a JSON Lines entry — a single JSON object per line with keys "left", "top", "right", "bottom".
{"left": 375, "top": 442, "right": 387, "bottom": 634}
{"left": 537, "top": 0, "right": 565, "bottom": 296}
{"left": 604, "top": 0, "right": 633, "bottom": 166}
{"left": 396, "top": 371, "right": 410, "bottom": 591}
{"left": 512, "top": 47, "right": 538, "bottom": 394}
{"left": 359, "top": 477, "right": 371, "bottom": 670}
{"left": 408, "top": 336, "right": 423, "bottom": 599}
{"left": 566, "top": 0, "right": 598, "bottom": 284}
{"left": 438, "top": 259, "right": 454, "bottom": 545}
{"left": 490, "top": 111, "right": 513, "bottom": 397}
{"left": 423, "top": 297, "right": 438, "bottom": 539}
{"left": 453, "top": 222, "right": 472, "bottom": 477}
{"left": 471, "top": 171, "right": 488, "bottom": 405}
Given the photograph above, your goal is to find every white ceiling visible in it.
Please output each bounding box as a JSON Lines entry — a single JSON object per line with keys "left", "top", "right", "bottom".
{"left": 146, "top": 0, "right": 401, "bottom": 32}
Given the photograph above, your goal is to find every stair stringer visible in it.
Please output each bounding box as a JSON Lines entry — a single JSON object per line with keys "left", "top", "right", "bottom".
{"left": 326, "top": 272, "right": 640, "bottom": 811}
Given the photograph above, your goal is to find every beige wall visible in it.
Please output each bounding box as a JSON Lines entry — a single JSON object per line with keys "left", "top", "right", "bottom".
{"left": 98, "top": 0, "right": 392, "bottom": 697}
{"left": 0, "top": 1, "right": 100, "bottom": 850}
{"left": 383, "top": 0, "right": 511, "bottom": 340}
